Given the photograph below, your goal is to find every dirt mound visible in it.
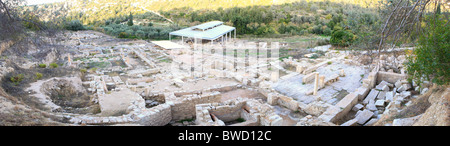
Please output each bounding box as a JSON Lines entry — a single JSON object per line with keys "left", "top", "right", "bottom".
{"left": 374, "top": 85, "right": 449, "bottom": 126}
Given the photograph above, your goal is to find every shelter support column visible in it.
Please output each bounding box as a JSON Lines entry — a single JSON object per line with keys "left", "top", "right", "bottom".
{"left": 225, "top": 33, "right": 228, "bottom": 42}
{"left": 234, "top": 29, "right": 236, "bottom": 40}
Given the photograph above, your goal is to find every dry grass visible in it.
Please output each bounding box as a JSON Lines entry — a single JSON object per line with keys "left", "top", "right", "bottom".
{"left": 0, "top": 107, "right": 63, "bottom": 126}
{"left": 374, "top": 85, "right": 446, "bottom": 126}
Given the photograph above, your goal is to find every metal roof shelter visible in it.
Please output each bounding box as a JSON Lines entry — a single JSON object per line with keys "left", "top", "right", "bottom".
{"left": 151, "top": 41, "right": 188, "bottom": 50}
{"left": 169, "top": 21, "right": 236, "bottom": 44}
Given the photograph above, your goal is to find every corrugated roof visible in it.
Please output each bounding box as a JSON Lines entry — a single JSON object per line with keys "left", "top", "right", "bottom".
{"left": 151, "top": 41, "right": 189, "bottom": 49}
{"left": 169, "top": 23, "right": 235, "bottom": 40}
{"left": 192, "top": 21, "right": 223, "bottom": 30}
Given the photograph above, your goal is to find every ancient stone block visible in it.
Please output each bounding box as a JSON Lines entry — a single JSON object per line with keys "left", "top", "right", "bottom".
{"left": 366, "top": 100, "right": 377, "bottom": 111}
{"left": 385, "top": 91, "right": 395, "bottom": 102}
{"left": 377, "top": 91, "right": 386, "bottom": 100}
{"left": 352, "top": 104, "right": 364, "bottom": 112}
{"left": 375, "top": 100, "right": 386, "bottom": 107}
{"left": 392, "top": 114, "right": 422, "bottom": 126}
{"left": 339, "top": 69, "right": 346, "bottom": 77}
{"left": 363, "top": 89, "right": 379, "bottom": 104}
{"left": 341, "top": 118, "right": 358, "bottom": 126}
{"left": 364, "top": 118, "right": 378, "bottom": 126}
{"left": 355, "top": 109, "right": 374, "bottom": 125}
{"left": 354, "top": 87, "right": 369, "bottom": 101}
{"left": 302, "top": 72, "right": 317, "bottom": 84}
{"left": 335, "top": 93, "right": 359, "bottom": 115}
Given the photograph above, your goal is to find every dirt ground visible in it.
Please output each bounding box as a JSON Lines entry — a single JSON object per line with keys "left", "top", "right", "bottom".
{"left": 220, "top": 89, "right": 266, "bottom": 102}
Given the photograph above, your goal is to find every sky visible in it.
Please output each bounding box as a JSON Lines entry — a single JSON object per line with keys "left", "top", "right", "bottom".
{"left": 26, "top": 0, "right": 65, "bottom": 5}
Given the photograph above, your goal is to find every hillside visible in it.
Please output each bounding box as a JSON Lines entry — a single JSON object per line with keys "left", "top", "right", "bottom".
{"left": 23, "top": 0, "right": 381, "bottom": 26}
{"left": 23, "top": 0, "right": 381, "bottom": 42}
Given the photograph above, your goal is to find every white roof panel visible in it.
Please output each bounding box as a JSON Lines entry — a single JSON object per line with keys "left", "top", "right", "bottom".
{"left": 151, "top": 41, "right": 189, "bottom": 49}
{"left": 169, "top": 22, "right": 235, "bottom": 40}
{"left": 193, "top": 21, "right": 223, "bottom": 30}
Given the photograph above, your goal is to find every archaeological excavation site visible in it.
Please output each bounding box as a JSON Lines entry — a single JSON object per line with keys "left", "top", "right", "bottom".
{"left": 1, "top": 27, "right": 446, "bottom": 127}
{"left": 0, "top": 0, "right": 448, "bottom": 127}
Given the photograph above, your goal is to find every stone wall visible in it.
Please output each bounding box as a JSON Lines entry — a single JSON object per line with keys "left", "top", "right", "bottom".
{"left": 376, "top": 71, "right": 407, "bottom": 84}
{"left": 318, "top": 92, "right": 360, "bottom": 123}
{"left": 302, "top": 72, "right": 317, "bottom": 83}
{"left": 134, "top": 104, "right": 172, "bottom": 126}
{"left": 69, "top": 100, "right": 172, "bottom": 126}
{"left": 128, "top": 68, "right": 160, "bottom": 76}
{"left": 210, "top": 102, "right": 246, "bottom": 122}
{"left": 302, "top": 59, "right": 334, "bottom": 74}
{"left": 258, "top": 83, "right": 303, "bottom": 111}
{"left": 362, "top": 71, "right": 377, "bottom": 89}
{"left": 195, "top": 98, "right": 282, "bottom": 126}
{"left": 169, "top": 92, "right": 222, "bottom": 121}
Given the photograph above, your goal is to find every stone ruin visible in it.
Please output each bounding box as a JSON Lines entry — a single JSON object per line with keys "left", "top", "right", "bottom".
{"left": 10, "top": 30, "right": 428, "bottom": 126}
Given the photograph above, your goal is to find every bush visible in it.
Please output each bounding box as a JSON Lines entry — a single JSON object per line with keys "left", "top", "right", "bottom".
{"left": 406, "top": 15, "right": 449, "bottom": 85}
{"left": 10, "top": 74, "right": 24, "bottom": 85}
{"left": 64, "top": 20, "right": 85, "bottom": 31}
{"left": 35, "top": 72, "right": 43, "bottom": 80}
{"left": 310, "top": 54, "right": 319, "bottom": 59}
{"left": 330, "top": 30, "right": 355, "bottom": 47}
{"left": 49, "top": 63, "right": 58, "bottom": 68}
{"left": 236, "top": 118, "right": 246, "bottom": 122}
{"left": 38, "top": 64, "right": 46, "bottom": 68}
{"left": 90, "top": 68, "right": 97, "bottom": 73}
{"left": 323, "top": 27, "right": 332, "bottom": 36}
{"left": 80, "top": 69, "right": 87, "bottom": 74}
{"left": 118, "top": 32, "right": 128, "bottom": 38}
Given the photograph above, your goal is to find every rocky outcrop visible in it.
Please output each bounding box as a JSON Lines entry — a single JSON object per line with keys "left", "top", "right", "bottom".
{"left": 413, "top": 86, "right": 449, "bottom": 126}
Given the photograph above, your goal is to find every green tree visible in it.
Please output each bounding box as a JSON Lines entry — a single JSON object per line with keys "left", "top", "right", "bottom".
{"left": 406, "top": 14, "right": 449, "bottom": 85}
{"left": 65, "top": 20, "right": 85, "bottom": 31}
{"left": 127, "top": 12, "right": 134, "bottom": 26}
{"left": 330, "top": 30, "right": 355, "bottom": 47}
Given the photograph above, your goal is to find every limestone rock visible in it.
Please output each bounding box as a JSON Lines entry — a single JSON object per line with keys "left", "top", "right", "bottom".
{"left": 385, "top": 91, "right": 395, "bottom": 102}
{"left": 402, "top": 83, "right": 412, "bottom": 91}
{"left": 339, "top": 69, "right": 346, "bottom": 77}
{"left": 392, "top": 114, "right": 422, "bottom": 126}
{"left": 397, "top": 86, "right": 405, "bottom": 93}
{"left": 420, "top": 88, "right": 429, "bottom": 95}
{"left": 375, "top": 100, "right": 385, "bottom": 107}
{"left": 364, "top": 118, "right": 378, "bottom": 126}
{"left": 366, "top": 100, "right": 377, "bottom": 111}
{"left": 341, "top": 118, "right": 358, "bottom": 126}
{"left": 395, "top": 80, "right": 402, "bottom": 88}
{"left": 352, "top": 104, "right": 364, "bottom": 112}
{"left": 355, "top": 109, "right": 374, "bottom": 125}
{"left": 363, "top": 89, "right": 379, "bottom": 104}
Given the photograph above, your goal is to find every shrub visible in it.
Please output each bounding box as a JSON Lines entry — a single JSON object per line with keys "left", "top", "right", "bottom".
{"left": 310, "top": 54, "right": 319, "bottom": 59}
{"left": 236, "top": 118, "right": 246, "bottom": 123}
{"left": 35, "top": 72, "right": 43, "bottom": 80}
{"left": 38, "top": 64, "right": 46, "bottom": 68}
{"left": 330, "top": 30, "right": 355, "bottom": 47}
{"left": 118, "top": 32, "right": 128, "bottom": 38}
{"left": 49, "top": 63, "right": 58, "bottom": 68}
{"left": 406, "top": 14, "right": 449, "bottom": 85}
{"left": 90, "top": 68, "right": 97, "bottom": 73}
{"left": 127, "top": 13, "right": 134, "bottom": 26}
{"left": 64, "top": 20, "right": 85, "bottom": 31}
{"left": 10, "top": 74, "right": 24, "bottom": 85}
{"left": 327, "top": 61, "right": 332, "bottom": 65}
{"left": 80, "top": 69, "right": 87, "bottom": 74}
